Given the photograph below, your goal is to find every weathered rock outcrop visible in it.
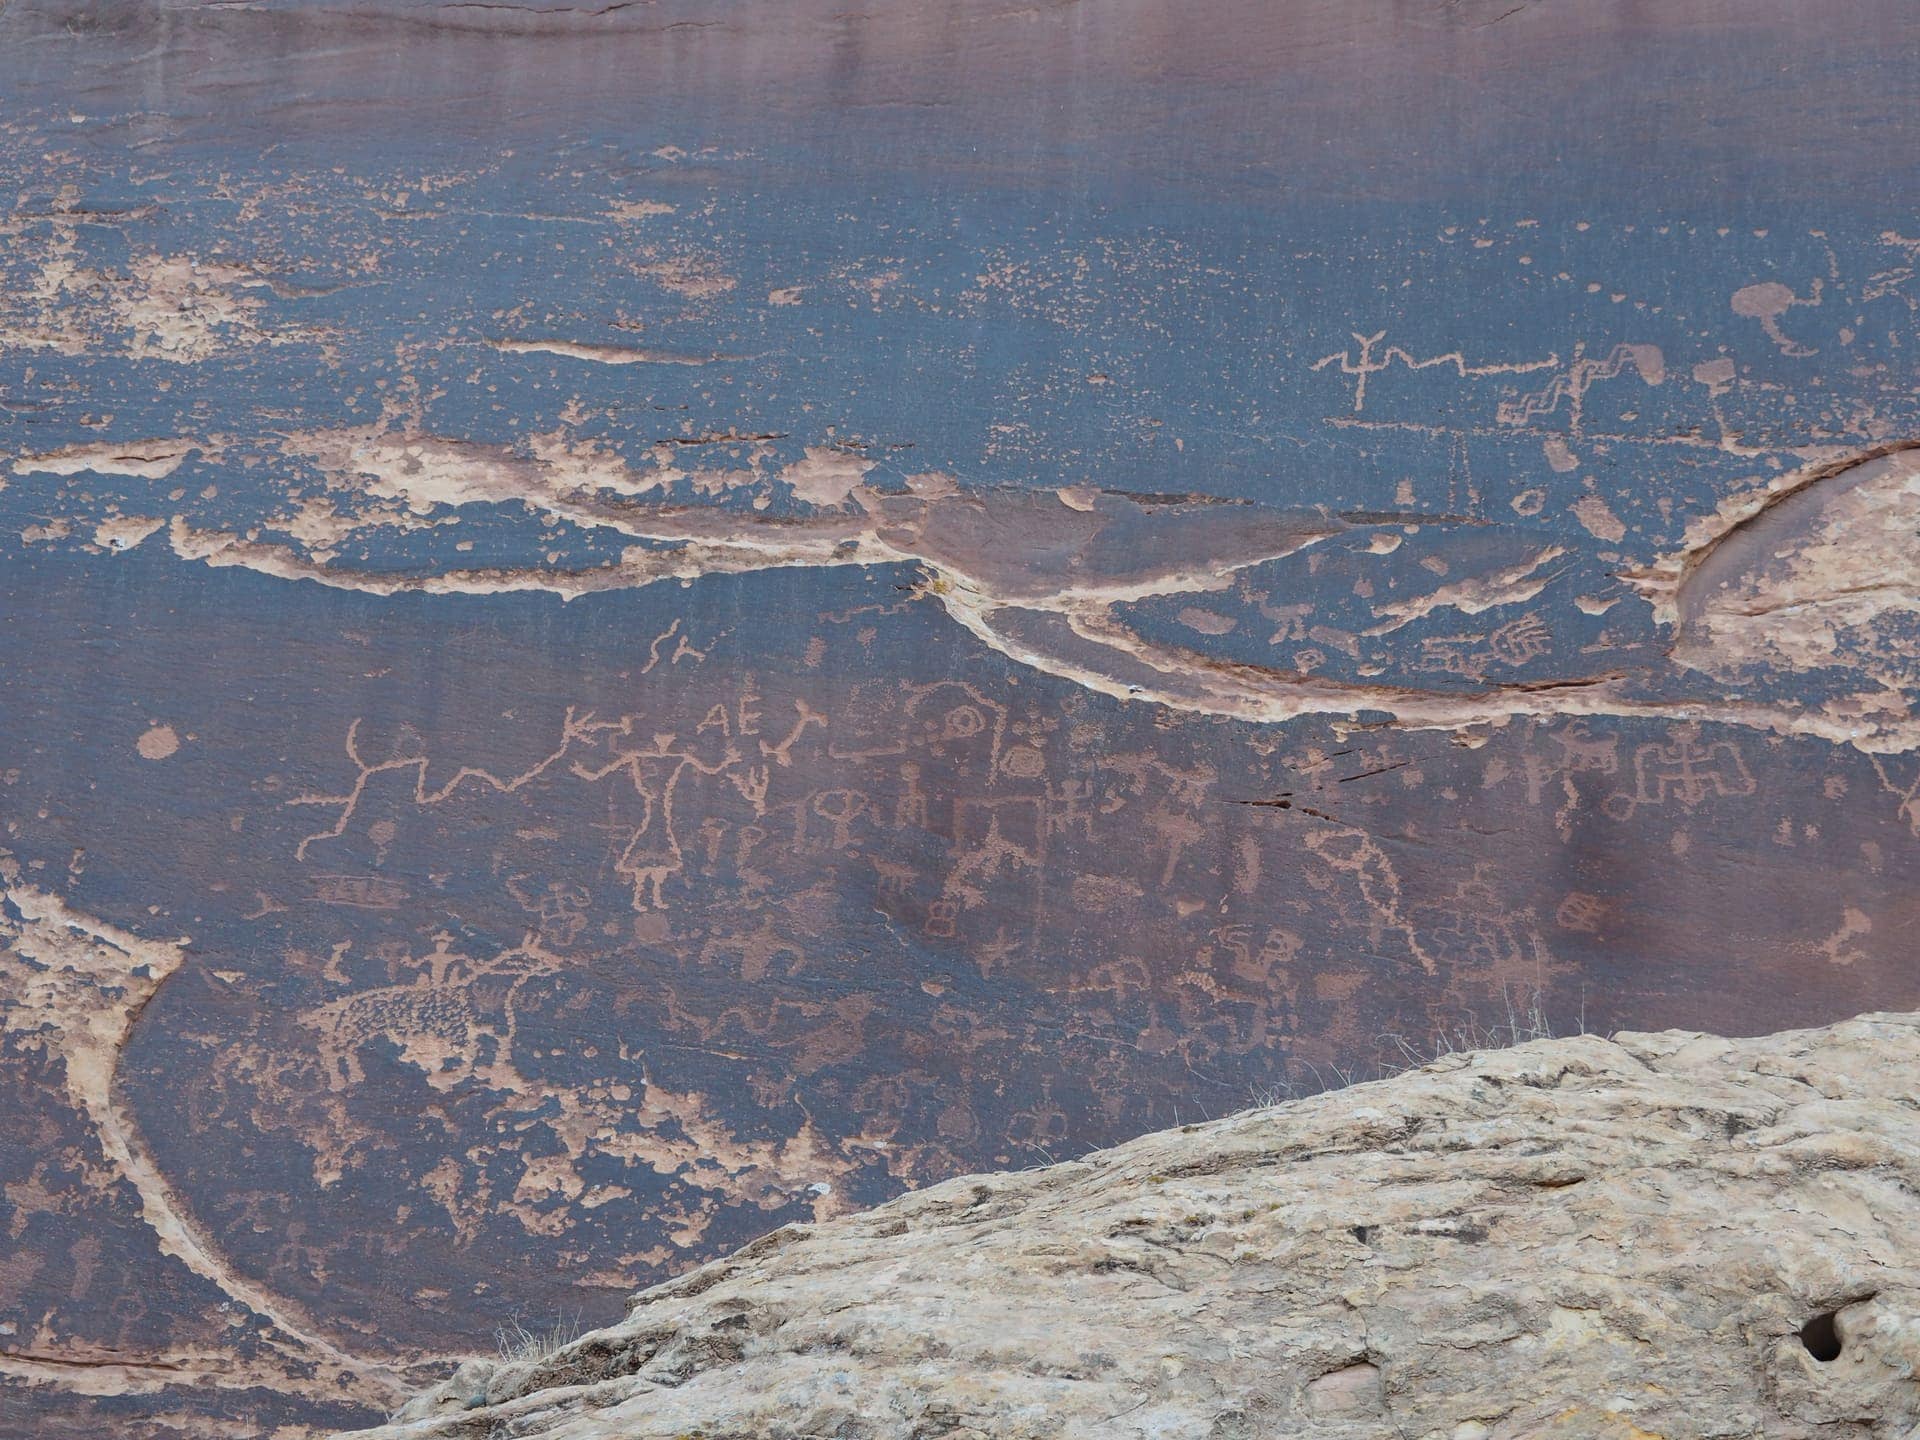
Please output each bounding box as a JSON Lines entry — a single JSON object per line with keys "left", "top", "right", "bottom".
{"left": 342, "top": 1013, "right": 1920, "bottom": 1440}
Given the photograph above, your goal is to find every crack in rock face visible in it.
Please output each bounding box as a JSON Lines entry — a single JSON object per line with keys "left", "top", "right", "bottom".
{"left": 342, "top": 1013, "right": 1920, "bottom": 1440}
{"left": 22, "top": 425, "right": 1920, "bottom": 750}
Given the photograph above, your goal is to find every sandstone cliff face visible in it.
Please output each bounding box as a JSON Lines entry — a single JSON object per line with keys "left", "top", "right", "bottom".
{"left": 342, "top": 1014, "right": 1920, "bottom": 1440}
{"left": 13, "top": 8, "right": 1920, "bottom": 1432}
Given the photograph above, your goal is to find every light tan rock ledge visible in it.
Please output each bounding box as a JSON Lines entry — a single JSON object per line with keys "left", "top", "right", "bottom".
{"left": 338, "top": 1014, "right": 1920, "bottom": 1440}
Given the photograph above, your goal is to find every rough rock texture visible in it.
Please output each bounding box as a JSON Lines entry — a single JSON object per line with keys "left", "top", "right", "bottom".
{"left": 345, "top": 1013, "right": 1920, "bottom": 1440}
{"left": 10, "top": 3, "right": 1920, "bottom": 1434}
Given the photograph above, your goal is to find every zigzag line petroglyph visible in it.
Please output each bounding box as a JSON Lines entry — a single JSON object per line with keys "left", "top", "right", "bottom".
{"left": 1495, "top": 342, "right": 1665, "bottom": 431}
{"left": 1310, "top": 330, "right": 1560, "bottom": 412}
{"left": 288, "top": 710, "right": 599, "bottom": 861}
{"left": 289, "top": 699, "right": 786, "bottom": 911}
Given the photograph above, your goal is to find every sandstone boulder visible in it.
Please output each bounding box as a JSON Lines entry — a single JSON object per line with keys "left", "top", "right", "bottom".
{"left": 341, "top": 1014, "right": 1920, "bottom": 1439}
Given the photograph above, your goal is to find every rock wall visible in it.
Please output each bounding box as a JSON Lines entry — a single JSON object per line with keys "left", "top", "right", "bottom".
{"left": 350, "top": 1013, "right": 1920, "bottom": 1439}
{"left": 4, "top": 1, "right": 1920, "bottom": 1434}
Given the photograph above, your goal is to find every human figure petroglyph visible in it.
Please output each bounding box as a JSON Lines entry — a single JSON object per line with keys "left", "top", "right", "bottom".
{"left": 570, "top": 726, "right": 743, "bottom": 911}
{"left": 809, "top": 789, "right": 870, "bottom": 851}
{"left": 965, "top": 924, "right": 1021, "bottom": 978}
{"left": 235, "top": 620, "right": 1881, "bottom": 1327}
{"left": 1311, "top": 329, "right": 1559, "bottom": 413}
{"left": 295, "top": 696, "right": 809, "bottom": 913}
{"left": 895, "top": 762, "right": 930, "bottom": 830}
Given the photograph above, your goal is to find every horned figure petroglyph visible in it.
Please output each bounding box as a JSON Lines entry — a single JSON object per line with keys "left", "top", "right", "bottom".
{"left": 297, "top": 937, "right": 556, "bottom": 1093}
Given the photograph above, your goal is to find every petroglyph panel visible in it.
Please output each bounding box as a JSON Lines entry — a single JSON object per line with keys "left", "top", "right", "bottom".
{"left": 3, "top": 0, "right": 1919, "bottom": 1432}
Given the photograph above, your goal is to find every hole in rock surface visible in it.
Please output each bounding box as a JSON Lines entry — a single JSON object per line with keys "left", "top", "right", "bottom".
{"left": 1800, "top": 1311, "right": 1843, "bottom": 1362}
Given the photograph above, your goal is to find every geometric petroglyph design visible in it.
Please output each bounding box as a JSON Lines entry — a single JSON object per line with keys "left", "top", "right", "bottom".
{"left": 1603, "top": 727, "right": 1757, "bottom": 821}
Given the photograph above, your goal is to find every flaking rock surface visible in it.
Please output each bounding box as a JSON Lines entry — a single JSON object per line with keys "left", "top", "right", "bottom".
{"left": 342, "top": 1013, "right": 1920, "bottom": 1440}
